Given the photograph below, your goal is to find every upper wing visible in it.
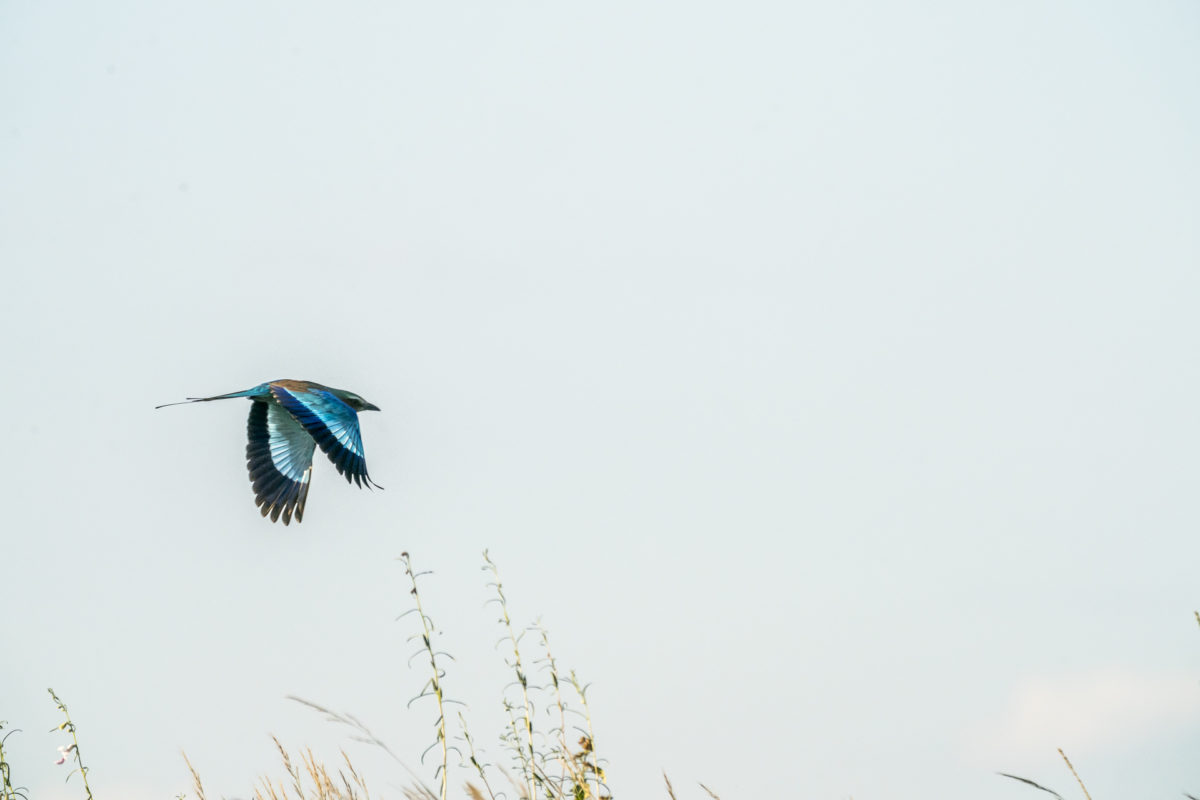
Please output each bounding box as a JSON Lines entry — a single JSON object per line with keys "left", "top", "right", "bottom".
{"left": 246, "top": 400, "right": 317, "bottom": 524}
{"left": 270, "top": 384, "right": 381, "bottom": 489}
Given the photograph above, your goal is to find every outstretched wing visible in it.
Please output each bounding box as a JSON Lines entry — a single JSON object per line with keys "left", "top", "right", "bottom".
{"left": 246, "top": 401, "right": 317, "bottom": 524}
{"left": 270, "top": 384, "right": 381, "bottom": 489}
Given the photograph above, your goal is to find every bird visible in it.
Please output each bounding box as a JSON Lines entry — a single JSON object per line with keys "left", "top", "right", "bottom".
{"left": 156, "top": 379, "right": 382, "bottom": 524}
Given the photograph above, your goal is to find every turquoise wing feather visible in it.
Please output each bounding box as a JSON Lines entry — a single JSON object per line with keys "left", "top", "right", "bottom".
{"left": 270, "top": 384, "right": 381, "bottom": 489}
{"left": 246, "top": 401, "right": 317, "bottom": 524}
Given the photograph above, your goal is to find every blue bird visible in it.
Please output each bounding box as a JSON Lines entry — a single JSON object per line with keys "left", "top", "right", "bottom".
{"left": 157, "top": 379, "right": 382, "bottom": 524}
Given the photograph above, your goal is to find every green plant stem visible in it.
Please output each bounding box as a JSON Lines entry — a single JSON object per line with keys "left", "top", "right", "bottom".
{"left": 402, "top": 552, "right": 449, "bottom": 800}
{"left": 484, "top": 551, "right": 538, "bottom": 800}
{"left": 47, "top": 688, "right": 93, "bottom": 800}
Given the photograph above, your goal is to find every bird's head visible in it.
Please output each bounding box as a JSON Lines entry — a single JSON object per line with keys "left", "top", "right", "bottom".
{"left": 337, "top": 391, "right": 381, "bottom": 412}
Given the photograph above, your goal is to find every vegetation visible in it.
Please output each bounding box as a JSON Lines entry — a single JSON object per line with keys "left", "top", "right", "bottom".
{"left": 6, "top": 562, "right": 1197, "bottom": 799}
{"left": 7, "top": 551, "right": 654, "bottom": 800}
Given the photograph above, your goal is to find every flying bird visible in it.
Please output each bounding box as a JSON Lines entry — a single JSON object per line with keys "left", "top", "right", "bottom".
{"left": 156, "top": 379, "right": 382, "bottom": 524}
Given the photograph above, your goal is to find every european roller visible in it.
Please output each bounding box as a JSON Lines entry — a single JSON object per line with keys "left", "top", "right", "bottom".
{"left": 156, "top": 379, "right": 382, "bottom": 524}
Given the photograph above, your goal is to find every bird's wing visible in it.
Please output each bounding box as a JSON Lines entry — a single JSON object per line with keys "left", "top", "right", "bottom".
{"left": 246, "top": 400, "right": 318, "bottom": 524}
{"left": 270, "top": 384, "right": 380, "bottom": 489}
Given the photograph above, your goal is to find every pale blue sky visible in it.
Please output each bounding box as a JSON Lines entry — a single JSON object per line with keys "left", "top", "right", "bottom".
{"left": 3, "top": 2, "right": 1199, "bottom": 799}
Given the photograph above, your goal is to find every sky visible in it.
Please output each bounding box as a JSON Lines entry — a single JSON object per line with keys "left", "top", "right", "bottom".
{"left": 2, "top": 1, "right": 1200, "bottom": 799}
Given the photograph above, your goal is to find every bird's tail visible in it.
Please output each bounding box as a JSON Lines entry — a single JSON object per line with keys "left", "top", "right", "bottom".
{"left": 155, "top": 387, "right": 266, "bottom": 410}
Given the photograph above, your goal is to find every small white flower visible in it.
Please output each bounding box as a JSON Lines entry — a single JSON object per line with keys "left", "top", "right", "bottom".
{"left": 54, "top": 744, "right": 76, "bottom": 765}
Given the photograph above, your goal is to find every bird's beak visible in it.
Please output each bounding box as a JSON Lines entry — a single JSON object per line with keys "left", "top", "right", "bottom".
{"left": 363, "top": 401, "right": 381, "bottom": 412}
